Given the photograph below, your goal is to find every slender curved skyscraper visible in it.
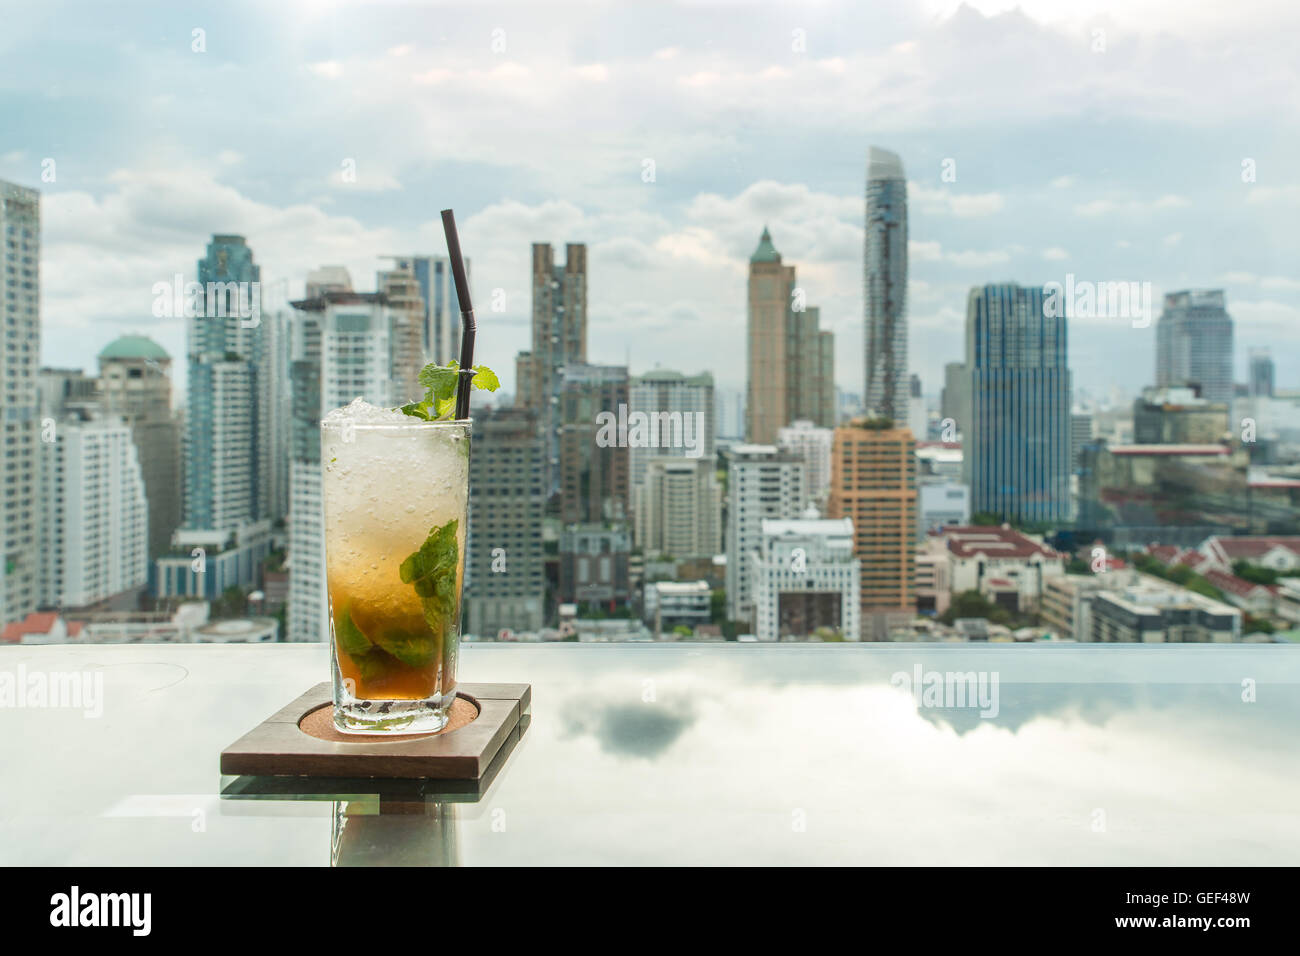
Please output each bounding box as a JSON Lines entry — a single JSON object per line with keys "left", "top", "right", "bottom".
{"left": 863, "top": 147, "right": 908, "bottom": 425}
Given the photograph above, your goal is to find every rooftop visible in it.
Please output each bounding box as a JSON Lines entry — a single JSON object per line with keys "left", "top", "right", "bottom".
{"left": 98, "top": 334, "right": 170, "bottom": 363}
{"left": 936, "top": 526, "right": 1058, "bottom": 560}
{"left": 750, "top": 226, "right": 781, "bottom": 264}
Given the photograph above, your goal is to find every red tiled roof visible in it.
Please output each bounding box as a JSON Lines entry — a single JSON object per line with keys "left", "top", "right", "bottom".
{"left": 1203, "top": 569, "right": 1268, "bottom": 599}
{"left": 1176, "top": 551, "right": 1208, "bottom": 569}
{"left": 1212, "top": 537, "right": 1300, "bottom": 560}
{"left": 2, "top": 612, "right": 62, "bottom": 642}
{"left": 941, "top": 526, "right": 1058, "bottom": 560}
{"left": 1147, "top": 545, "right": 1181, "bottom": 565}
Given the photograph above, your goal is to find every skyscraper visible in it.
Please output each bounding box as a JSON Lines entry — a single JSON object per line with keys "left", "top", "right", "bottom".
{"left": 863, "top": 147, "right": 908, "bottom": 425}
{"left": 963, "top": 283, "right": 1072, "bottom": 523}
{"left": 183, "top": 235, "right": 269, "bottom": 532}
{"left": 97, "top": 335, "right": 182, "bottom": 561}
{"left": 745, "top": 228, "right": 835, "bottom": 444}
{"left": 1249, "top": 348, "right": 1275, "bottom": 398}
{"left": 516, "top": 243, "right": 587, "bottom": 496}
{"left": 940, "top": 361, "right": 967, "bottom": 437}
{"left": 558, "top": 363, "right": 629, "bottom": 525}
{"left": 724, "top": 444, "right": 806, "bottom": 624}
{"left": 392, "top": 255, "right": 469, "bottom": 365}
{"left": 628, "top": 369, "right": 715, "bottom": 490}
{"left": 377, "top": 258, "right": 427, "bottom": 406}
{"left": 827, "top": 420, "right": 917, "bottom": 638}
{"left": 1, "top": 180, "right": 40, "bottom": 625}
{"left": 1155, "top": 290, "right": 1234, "bottom": 405}
{"left": 464, "top": 407, "right": 546, "bottom": 637}
{"left": 38, "top": 414, "right": 148, "bottom": 608}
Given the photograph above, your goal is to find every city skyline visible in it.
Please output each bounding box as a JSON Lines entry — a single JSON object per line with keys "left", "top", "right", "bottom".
{"left": 3, "top": 1, "right": 1298, "bottom": 406}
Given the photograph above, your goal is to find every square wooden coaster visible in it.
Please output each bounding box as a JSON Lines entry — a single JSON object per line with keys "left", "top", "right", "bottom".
{"left": 219, "top": 682, "right": 531, "bottom": 780}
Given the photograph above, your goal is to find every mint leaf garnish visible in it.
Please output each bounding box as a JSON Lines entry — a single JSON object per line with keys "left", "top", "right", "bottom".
{"left": 399, "top": 518, "right": 461, "bottom": 636}
{"left": 333, "top": 602, "right": 390, "bottom": 680}
{"left": 372, "top": 627, "right": 439, "bottom": 668}
{"left": 398, "top": 360, "right": 499, "bottom": 421}
{"left": 334, "top": 601, "right": 372, "bottom": 657}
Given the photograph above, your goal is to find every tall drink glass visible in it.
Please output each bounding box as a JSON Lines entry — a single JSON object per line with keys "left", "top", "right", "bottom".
{"left": 321, "top": 401, "right": 470, "bottom": 734}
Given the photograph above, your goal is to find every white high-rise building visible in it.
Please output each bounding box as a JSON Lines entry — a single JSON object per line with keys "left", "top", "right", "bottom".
{"left": 776, "top": 419, "right": 833, "bottom": 512}
{"left": 724, "top": 444, "right": 806, "bottom": 623}
{"left": 635, "top": 457, "right": 722, "bottom": 558}
{"left": 1, "top": 180, "right": 40, "bottom": 625}
{"left": 628, "top": 369, "right": 715, "bottom": 490}
{"left": 39, "top": 416, "right": 148, "bottom": 608}
{"left": 752, "top": 518, "right": 860, "bottom": 641}
{"left": 286, "top": 291, "right": 399, "bottom": 643}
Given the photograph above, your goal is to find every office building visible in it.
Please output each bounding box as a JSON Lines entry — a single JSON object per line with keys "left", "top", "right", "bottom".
{"left": 628, "top": 369, "right": 714, "bottom": 489}
{"left": 751, "top": 518, "right": 861, "bottom": 641}
{"left": 918, "top": 481, "right": 970, "bottom": 538}
{"left": 1089, "top": 574, "right": 1241, "bottom": 642}
{"left": 97, "top": 335, "right": 182, "bottom": 561}
{"left": 827, "top": 420, "right": 917, "bottom": 637}
{"left": 863, "top": 147, "right": 909, "bottom": 425}
{"left": 963, "top": 283, "right": 1072, "bottom": 523}
{"left": 464, "top": 407, "right": 546, "bottom": 637}
{"left": 559, "top": 523, "right": 631, "bottom": 608}
{"left": 1132, "top": 386, "right": 1229, "bottom": 445}
{"left": 376, "top": 255, "right": 469, "bottom": 365}
{"left": 714, "top": 386, "right": 745, "bottom": 439}
{"left": 1249, "top": 348, "right": 1275, "bottom": 398}
{"left": 1070, "top": 411, "right": 1094, "bottom": 471}
{"left": 635, "top": 457, "right": 722, "bottom": 558}
{"left": 559, "top": 363, "right": 629, "bottom": 525}
{"left": 1042, "top": 572, "right": 1111, "bottom": 641}
{"left": 745, "top": 228, "right": 835, "bottom": 443}
{"left": 515, "top": 243, "right": 587, "bottom": 495}
{"left": 643, "top": 580, "right": 711, "bottom": 634}
{"left": 38, "top": 414, "right": 148, "bottom": 609}
{"left": 1, "top": 180, "right": 40, "bottom": 625}
{"left": 940, "top": 361, "right": 967, "bottom": 436}
{"left": 923, "top": 524, "right": 1064, "bottom": 613}
{"left": 376, "top": 258, "right": 427, "bottom": 405}
{"left": 724, "top": 444, "right": 807, "bottom": 622}
{"left": 1155, "top": 290, "right": 1234, "bottom": 406}
{"left": 776, "top": 419, "right": 834, "bottom": 510}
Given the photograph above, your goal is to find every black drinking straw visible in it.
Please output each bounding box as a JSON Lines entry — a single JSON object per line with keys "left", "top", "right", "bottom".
{"left": 441, "top": 208, "right": 476, "bottom": 420}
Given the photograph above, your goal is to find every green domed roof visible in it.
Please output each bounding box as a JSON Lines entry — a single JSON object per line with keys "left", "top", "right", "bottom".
{"left": 750, "top": 226, "right": 781, "bottom": 264}
{"left": 99, "top": 335, "right": 170, "bottom": 362}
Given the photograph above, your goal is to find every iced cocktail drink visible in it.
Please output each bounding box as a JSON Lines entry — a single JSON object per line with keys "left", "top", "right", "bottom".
{"left": 321, "top": 399, "right": 470, "bottom": 734}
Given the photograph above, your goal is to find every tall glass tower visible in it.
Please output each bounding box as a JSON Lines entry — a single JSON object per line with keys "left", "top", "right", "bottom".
{"left": 963, "top": 283, "right": 1072, "bottom": 523}
{"left": 1155, "top": 290, "right": 1234, "bottom": 405}
{"left": 863, "top": 147, "right": 908, "bottom": 425}
{"left": 184, "top": 235, "right": 267, "bottom": 532}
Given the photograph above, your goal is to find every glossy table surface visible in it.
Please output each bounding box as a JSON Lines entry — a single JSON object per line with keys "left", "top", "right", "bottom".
{"left": 2, "top": 642, "right": 1298, "bottom": 865}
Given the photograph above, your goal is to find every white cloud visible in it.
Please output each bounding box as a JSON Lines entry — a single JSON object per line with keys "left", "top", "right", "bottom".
{"left": 1075, "top": 195, "right": 1190, "bottom": 217}
{"left": 910, "top": 182, "right": 1005, "bottom": 218}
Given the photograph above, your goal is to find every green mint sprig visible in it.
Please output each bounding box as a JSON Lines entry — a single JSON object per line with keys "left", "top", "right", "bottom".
{"left": 399, "top": 360, "right": 499, "bottom": 420}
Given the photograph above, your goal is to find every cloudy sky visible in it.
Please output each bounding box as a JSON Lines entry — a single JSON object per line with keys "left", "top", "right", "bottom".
{"left": 3, "top": 0, "right": 1298, "bottom": 406}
